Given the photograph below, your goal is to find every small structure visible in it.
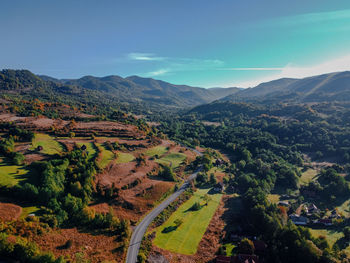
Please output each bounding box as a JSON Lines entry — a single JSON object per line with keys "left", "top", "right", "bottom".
{"left": 290, "top": 214, "right": 308, "bottom": 225}
{"left": 214, "top": 182, "right": 224, "bottom": 193}
{"left": 316, "top": 218, "right": 333, "bottom": 226}
{"left": 36, "top": 145, "right": 43, "bottom": 151}
{"left": 81, "top": 144, "right": 87, "bottom": 151}
{"left": 215, "top": 159, "right": 225, "bottom": 167}
{"left": 307, "top": 203, "right": 319, "bottom": 214}
{"left": 330, "top": 209, "right": 340, "bottom": 219}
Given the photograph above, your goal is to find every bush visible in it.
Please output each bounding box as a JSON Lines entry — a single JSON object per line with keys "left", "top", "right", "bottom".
{"left": 190, "top": 202, "right": 201, "bottom": 211}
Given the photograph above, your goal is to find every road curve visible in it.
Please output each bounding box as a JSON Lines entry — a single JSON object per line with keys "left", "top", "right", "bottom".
{"left": 125, "top": 167, "right": 202, "bottom": 263}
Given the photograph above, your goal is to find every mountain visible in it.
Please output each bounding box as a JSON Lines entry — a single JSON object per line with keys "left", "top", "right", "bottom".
{"left": 61, "top": 74, "right": 239, "bottom": 107}
{"left": 1, "top": 69, "right": 239, "bottom": 113}
{"left": 222, "top": 71, "right": 350, "bottom": 103}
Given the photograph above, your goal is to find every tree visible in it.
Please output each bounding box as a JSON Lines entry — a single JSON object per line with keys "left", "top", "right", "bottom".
{"left": 238, "top": 238, "right": 255, "bottom": 255}
{"left": 203, "top": 194, "right": 211, "bottom": 205}
{"left": 174, "top": 219, "right": 183, "bottom": 227}
{"left": 343, "top": 226, "right": 350, "bottom": 241}
{"left": 209, "top": 173, "right": 217, "bottom": 185}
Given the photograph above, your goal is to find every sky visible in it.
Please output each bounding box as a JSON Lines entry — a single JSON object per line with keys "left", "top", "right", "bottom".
{"left": 1, "top": 0, "right": 350, "bottom": 88}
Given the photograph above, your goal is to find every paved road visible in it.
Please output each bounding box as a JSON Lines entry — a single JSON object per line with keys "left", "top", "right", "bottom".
{"left": 125, "top": 165, "right": 202, "bottom": 263}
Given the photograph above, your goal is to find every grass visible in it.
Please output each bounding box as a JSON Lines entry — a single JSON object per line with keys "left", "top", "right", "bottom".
{"left": 267, "top": 194, "right": 280, "bottom": 204}
{"left": 20, "top": 206, "right": 40, "bottom": 219}
{"left": 300, "top": 168, "right": 318, "bottom": 185}
{"left": 76, "top": 142, "right": 97, "bottom": 159}
{"left": 0, "top": 158, "right": 29, "bottom": 187}
{"left": 31, "top": 133, "right": 63, "bottom": 155}
{"left": 336, "top": 199, "right": 350, "bottom": 218}
{"left": 97, "top": 144, "right": 115, "bottom": 169}
{"left": 153, "top": 188, "right": 222, "bottom": 255}
{"left": 309, "top": 228, "right": 350, "bottom": 255}
{"left": 156, "top": 153, "right": 187, "bottom": 169}
{"left": 222, "top": 243, "right": 236, "bottom": 256}
{"left": 116, "top": 152, "right": 135, "bottom": 164}
{"left": 144, "top": 145, "right": 168, "bottom": 157}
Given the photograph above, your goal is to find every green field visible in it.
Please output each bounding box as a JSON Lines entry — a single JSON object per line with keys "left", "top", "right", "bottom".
{"left": 309, "top": 228, "right": 350, "bottom": 254}
{"left": 77, "top": 142, "right": 97, "bottom": 159}
{"left": 300, "top": 168, "right": 318, "bottom": 185}
{"left": 156, "top": 152, "right": 187, "bottom": 168}
{"left": 144, "top": 145, "right": 168, "bottom": 157}
{"left": 31, "top": 134, "right": 63, "bottom": 155}
{"left": 222, "top": 243, "right": 236, "bottom": 256}
{"left": 0, "top": 158, "right": 29, "bottom": 187}
{"left": 153, "top": 188, "right": 222, "bottom": 255}
{"left": 336, "top": 199, "right": 350, "bottom": 218}
{"left": 20, "top": 206, "right": 41, "bottom": 219}
{"left": 97, "top": 144, "right": 115, "bottom": 168}
{"left": 267, "top": 194, "right": 280, "bottom": 204}
{"left": 116, "top": 152, "right": 135, "bottom": 164}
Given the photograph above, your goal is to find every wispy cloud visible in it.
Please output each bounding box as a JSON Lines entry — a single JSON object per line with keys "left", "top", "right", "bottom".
{"left": 220, "top": 67, "right": 283, "bottom": 71}
{"left": 127, "top": 52, "right": 165, "bottom": 61}
{"left": 126, "top": 52, "right": 224, "bottom": 77}
{"left": 225, "top": 54, "right": 350, "bottom": 88}
{"left": 146, "top": 68, "right": 170, "bottom": 77}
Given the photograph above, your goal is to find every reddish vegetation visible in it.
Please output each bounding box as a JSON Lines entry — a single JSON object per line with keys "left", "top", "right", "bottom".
{"left": 0, "top": 203, "right": 22, "bottom": 221}
{"left": 31, "top": 228, "right": 123, "bottom": 263}
{"left": 0, "top": 113, "right": 144, "bottom": 138}
{"left": 150, "top": 195, "right": 228, "bottom": 263}
{"left": 96, "top": 157, "right": 174, "bottom": 221}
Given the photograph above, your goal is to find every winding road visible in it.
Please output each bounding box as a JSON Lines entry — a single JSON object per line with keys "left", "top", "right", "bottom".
{"left": 126, "top": 147, "right": 202, "bottom": 263}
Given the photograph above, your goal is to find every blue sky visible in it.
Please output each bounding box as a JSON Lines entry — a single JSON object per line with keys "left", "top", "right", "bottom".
{"left": 1, "top": 0, "right": 350, "bottom": 87}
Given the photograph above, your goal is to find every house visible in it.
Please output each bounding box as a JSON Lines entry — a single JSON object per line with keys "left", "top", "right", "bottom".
{"left": 290, "top": 214, "right": 308, "bottom": 225}
{"left": 307, "top": 204, "right": 319, "bottom": 214}
{"left": 317, "top": 218, "right": 333, "bottom": 226}
{"left": 214, "top": 182, "right": 224, "bottom": 192}
{"left": 330, "top": 209, "right": 340, "bottom": 219}
{"left": 215, "top": 159, "right": 225, "bottom": 167}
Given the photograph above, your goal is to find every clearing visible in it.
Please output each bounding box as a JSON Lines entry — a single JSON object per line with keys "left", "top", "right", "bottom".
{"left": 156, "top": 152, "right": 186, "bottom": 169}
{"left": 153, "top": 188, "right": 222, "bottom": 255}
{"left": 116, "top": 152, "right": 135, "bottom": 164}
{"left": 299, "top": 168, "right": 318, "bottom": 185}
{"left": 0, "top": 158, "right": 29, "bottom": 187}
{"left": 96, "top": 143, "right": 115, "bottom": 169}
{"left": 31, "top": 133, "right": 63, "bottom": 155}
{"left": 145, "top": 145, "right": 168, "bottom": 157}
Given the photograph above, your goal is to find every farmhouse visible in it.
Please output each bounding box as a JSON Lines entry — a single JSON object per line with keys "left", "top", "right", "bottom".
{"left": 290, "top": 214, "right": 308, "bottom": 225}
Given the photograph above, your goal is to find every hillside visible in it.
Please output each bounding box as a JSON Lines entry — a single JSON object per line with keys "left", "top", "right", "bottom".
{"left": 222, "top": 71, "right": 350, "bottom": 103}
{"left": 38, "top": 72, "right": 238, "bottom": 108}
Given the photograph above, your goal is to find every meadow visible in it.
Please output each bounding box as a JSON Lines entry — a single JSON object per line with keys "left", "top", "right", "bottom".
{"left": 153, "top": 188, "right": 222, "bottom": 255}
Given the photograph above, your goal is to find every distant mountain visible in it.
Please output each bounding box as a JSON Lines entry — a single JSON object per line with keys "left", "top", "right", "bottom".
{"left": 0, "top": 69, "right": 239, "bottom": 113}
{"left": 222, "top": 71, "right": 350, "bottom": 103}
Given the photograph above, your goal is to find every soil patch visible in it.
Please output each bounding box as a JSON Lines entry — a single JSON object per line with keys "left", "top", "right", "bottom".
{"left": 0, "top": 203, "right": 22, "bottom": 221}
